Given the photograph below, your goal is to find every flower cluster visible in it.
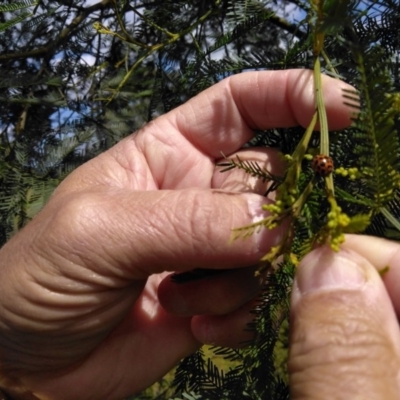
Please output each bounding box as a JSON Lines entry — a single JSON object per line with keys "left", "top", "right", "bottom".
{"left": 325, "top": 200, "right": 351, "bottom": 251}
{"left": 335, "top": 166, "right": 361, "bottom": 180}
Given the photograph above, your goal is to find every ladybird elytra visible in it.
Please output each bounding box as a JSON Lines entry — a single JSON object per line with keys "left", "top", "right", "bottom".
{"left": 312, "top": 154, "right": 334, "bottom": 176}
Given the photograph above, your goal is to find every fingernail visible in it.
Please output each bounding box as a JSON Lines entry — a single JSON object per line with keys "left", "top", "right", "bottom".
{"left": 296, "top": 247, "right": 367, "bottom": 295}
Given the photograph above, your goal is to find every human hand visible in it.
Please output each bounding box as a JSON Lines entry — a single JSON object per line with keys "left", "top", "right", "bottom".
{"left": 0, "top": 70, "right": 353, "bottom": 400}
{"left": 289, "top": 234, "right": 400, "bottom": 399}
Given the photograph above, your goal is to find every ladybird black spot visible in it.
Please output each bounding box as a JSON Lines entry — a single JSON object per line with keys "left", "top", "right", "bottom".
{"left": 312, "top": 154, "right": 334, "bottom": 177}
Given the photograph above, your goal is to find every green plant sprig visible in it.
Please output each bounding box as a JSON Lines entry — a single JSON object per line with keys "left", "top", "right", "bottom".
{"left": 226, "top": 1, "right": 399, "bottom": 270}
{"left": 217, "top": 154, "right": 284, "bottom": 196}
{"left": 230, "top": 0, "right": 366, "bottom": 267}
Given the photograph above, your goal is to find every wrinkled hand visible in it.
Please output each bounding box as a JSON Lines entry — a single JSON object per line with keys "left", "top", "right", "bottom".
{"left": 290, "top": 235, "right": 400, "bottom": 399}
{"left": 0, "top": 70, "right": 353, "bottom": 400}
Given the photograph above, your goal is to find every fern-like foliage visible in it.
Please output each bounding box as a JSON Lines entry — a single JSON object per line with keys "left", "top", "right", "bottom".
{"left": 218, "top": 154, "right": 283, "bottom": 196}
{"left": 1, "top": 1, "right": 400, "bottom": 399}
{"left": 0, "top": 1, "right": 37, "bottom": 13}
{"left": 350, "top": 43, "right": 400, "bottom": 221}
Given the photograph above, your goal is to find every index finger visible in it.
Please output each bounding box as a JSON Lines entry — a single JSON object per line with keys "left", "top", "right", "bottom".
{"left": 169, "top": 69, "right": 354, "bottom": 158}
{"left": 91, "top": 69, "right": 354, "bottom": 192}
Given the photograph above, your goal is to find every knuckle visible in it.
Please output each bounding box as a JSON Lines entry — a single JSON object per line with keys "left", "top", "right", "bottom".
{"left": 34, "top": 191, "right": 108, "bottom": 259}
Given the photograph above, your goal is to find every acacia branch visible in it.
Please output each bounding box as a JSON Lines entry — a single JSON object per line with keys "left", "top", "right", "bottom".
{"left": 268, "top": 13, "right": 306, "bottom": 40}
{"left": 0, "top": 0, "right": 112, "bottom": 63}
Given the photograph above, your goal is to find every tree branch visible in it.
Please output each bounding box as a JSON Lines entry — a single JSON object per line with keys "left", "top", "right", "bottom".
{"left": 268, "top": 13, "right": 306, "bottom": 40}
{"left": 0, "top": 0, "right": 112, "bottom": 63}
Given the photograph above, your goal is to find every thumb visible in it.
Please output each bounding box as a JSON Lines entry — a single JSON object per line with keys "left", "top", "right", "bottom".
{"left": 289, "top": 246, "right": 400, "bottom": 399}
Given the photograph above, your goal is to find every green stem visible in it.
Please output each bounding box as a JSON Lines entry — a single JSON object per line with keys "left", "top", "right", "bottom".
{"left": 292, "top": 111, "right": 318, "bottom": 160}
{"left": 291, "top": 179, "right": 315, "bottom": 219}
{"left": 325, "top": 173, "right": 335, "bottom": 197}
{"left": 112, "top": 0, "right": 146, "bottom": 47}
{"left": 106, "top": 49, "right": 152, "bottom": 104}
{"left": 313, "top": 56, "right": 329, "bottom": 155}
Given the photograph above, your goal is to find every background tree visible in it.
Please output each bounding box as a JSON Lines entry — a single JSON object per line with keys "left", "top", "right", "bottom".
{"left": 0, "top": 0, "right": 295, "bottom": 241}
{"left": 0, "top": 0, "right": 399, "bottom": 399}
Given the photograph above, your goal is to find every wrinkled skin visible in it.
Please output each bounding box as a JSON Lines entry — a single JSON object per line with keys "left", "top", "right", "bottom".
{"left": 2, "top": 70, "right": 399, "bottom": 400}
{"left": 289, "top": 240, "right": 400, "bottom": 399}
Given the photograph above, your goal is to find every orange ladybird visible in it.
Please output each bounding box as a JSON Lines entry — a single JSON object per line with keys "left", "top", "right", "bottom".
{"left": 312, "top": 154, "right": 334, "bottom": 176}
